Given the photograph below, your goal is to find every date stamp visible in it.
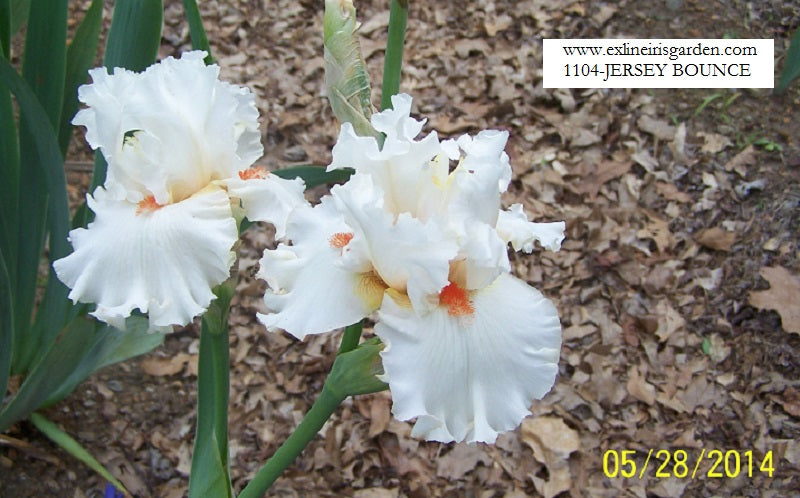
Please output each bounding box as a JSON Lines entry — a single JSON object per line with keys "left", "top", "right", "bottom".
{"left": 603, "top": 449, "right": 775, "bottom": 479}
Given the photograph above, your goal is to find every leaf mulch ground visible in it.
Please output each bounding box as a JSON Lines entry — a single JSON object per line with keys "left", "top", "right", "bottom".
{"left": 2, "top": 0, "right": 799, "bottom": 496}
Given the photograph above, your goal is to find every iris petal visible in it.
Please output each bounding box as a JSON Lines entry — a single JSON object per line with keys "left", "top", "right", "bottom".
{"left": 376, "top": 273, "right": 561, "bottom": 443}
{"left": 257, "top": 200, "right": 380, "bottom": 338}
{"left": 54, "top": 186, "right": 237, "bottom": 329}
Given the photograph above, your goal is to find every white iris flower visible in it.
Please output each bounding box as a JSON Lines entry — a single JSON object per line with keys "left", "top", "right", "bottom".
{"left": 259, "top": 94, "right": 564, "bottom": 443}
{"left": 54, "top": 51, "right": 306, "bottom": 331}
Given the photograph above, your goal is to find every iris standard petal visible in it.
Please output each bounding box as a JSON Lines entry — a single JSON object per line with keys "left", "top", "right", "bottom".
{"left": 53, "top": 186, "right": 237, "bottom": 329}
{"left": 331, "top": 174, "right": 458, "bottom": 312}
{"left": 376, "top": 273, "right": 562, "bottom": 443}
{"left": 456, "top": 130, "right": 512, "bottom": 193}
{"left": 223, "top": 169, "right": 306, "bottom": 239}
{"left": 496, "top": 204, "right": 566, "bottom": 252}
{"left": 73, "top": 51, "right": 262, "bottom": 205}
{"left": 72, "top": 66, "right": 139, "bottom": 163}
{"left": 328, "top": 95, "right": 442, "bottom": 217}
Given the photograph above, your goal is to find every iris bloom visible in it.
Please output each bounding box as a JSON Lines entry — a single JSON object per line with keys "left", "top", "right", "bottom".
{"left": 54, "top": 51, "right": 306, "bottom": 331}
{"left": 259, "top": 94, "right": 564, "bottom": 443}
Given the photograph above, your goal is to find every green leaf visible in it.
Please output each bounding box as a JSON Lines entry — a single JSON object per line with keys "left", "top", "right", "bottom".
{"left": 0, "top": 248, "right": 12, "bottom": 401}
{"left": 272, "top": 164, "right": 353, "bottom": 188}
{"left": 21, "top": 0, "right": 67, "bottom": 127}
{"left": 0, "top": 0, "right": 9, "bottom": 58}
{"left": 8, "top": 0, "right": 28, "bottom": 35}
{"left": 0, "top": 0, "right": 16, "bottom": 253}
{"left": 29, "top": 412, "right": 132, "bottom": 498}
{"left": 776, "top": 27, "right": 800, "bottom": 94}
{"left": 323, "top": 0, "right": 377, "bottom": 138}
{"left": 693, "top": 93, "right": 722, "bottom": 117}
{"left": 189, "top": 283, "right": 234, "bottom": 498}
{"left": 14, "top": 0, "right": 69, "bottom": 373}
{"left": 0, "top": 56, "right": 70, "bottom": 374}
{"left": 59, "top": 0, "right": 103, "bottom": 155}
{"left": 189, "top": 432, "right": 231, "bottom": 498}
{"left": 0, "top": 317, "right": 93, "bottom": 432}
{"left": 104, "top": 0, "right": 163, "bottom": 72}
{"left": 0, "top": 82, "right": 18, "bottom": 286}
{"left": 42, "top": 315, "right": 164, "bottom": 405}
{"left": 0, "top": 315, "right": 164, "bottom": 433}
{"left": 182, "top": 0, "right": 213, "bottom": 63}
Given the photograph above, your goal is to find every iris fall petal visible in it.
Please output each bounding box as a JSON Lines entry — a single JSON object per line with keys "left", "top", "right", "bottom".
{"left": 54, "top": 186, "right": 237, "bottom": 329}
{"left": 376, "top": 273, "right": 562, "bottom": 443}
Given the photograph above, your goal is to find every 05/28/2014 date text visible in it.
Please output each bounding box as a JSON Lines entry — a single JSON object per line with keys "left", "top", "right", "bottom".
{"left": 602, "top": 449, "right": 775, "bottom": 480}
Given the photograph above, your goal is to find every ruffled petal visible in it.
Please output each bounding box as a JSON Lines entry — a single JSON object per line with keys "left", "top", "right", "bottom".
{"left": 328, "top": 94, "right": 442, "bottom": 217}
{"left": 257, "top": 199, "right": 382, "bottom": 338}
{"left": 456, "top": 222, "right": 510, "bottom": 290}
{"left": 72, "top": 66, "right": 139, "bottom": 163}
{"left": 496, "top": 204, "right": 565, "bottom": 252}
{"left": 456, "top": 130, "right": 512, "bottom": 193}
{"left": 331, "top": 174, "right": 458, "bottom": 312}
{"left": 53, "top": 185, "right": 237, "bottom": 329}
{"left": 440, "top": 130, "right": 512, "bottom": 230}
{"left": 371, "top": 93, "right": 425, "bottom": 143}
{"left": 73, "top": 51, "right": 262, "bottom": 204}
{"left": 223, "top": 169, "right": 307, "bottom": 239}
{"left": 376, "top": 273, "right": 562, "bottom": 443}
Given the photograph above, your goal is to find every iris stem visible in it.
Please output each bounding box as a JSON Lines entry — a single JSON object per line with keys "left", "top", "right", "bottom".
{"left": 237, "top": 338, "right": 388, "bottom": 498}
{"left": 237, "top": 384, "right": 345, "bottom": 498}
{"left": 237, "top": 3, "right": 410, "bottom": 495}
{"left": 237, "top": 321, "right": 357, "bottom": 497}
{"left": 380, "top": 0, "right": 408, "bottom": 111}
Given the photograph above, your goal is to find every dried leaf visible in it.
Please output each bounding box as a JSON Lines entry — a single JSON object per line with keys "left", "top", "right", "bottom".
{"left": 777, "top": 387, "right": 800, "bottom": 417}
{"left": 637, "top": 211, "right": 674, "bottom": 253}
{"left": 574, "top": 158, "right": 632, "bottom": 198}
{"left": 655, "top": 182, "right": 691, "bottom": 203}
{"left": 522, "top": 416, "right": 579, "bottom": 498}
{"left": 484, "top": 14, "right": 512, "bottom": 36}
{"left": 592, "top": 5, "right": 617, "bottom": 25}
{"left": 724, "top": 145, "right": 757, "bottom": 176}
{"left": 749, "top": 266, "right": 800, "bottom": 334}
{"left": 436, "top": 444, "right": 491, "bottom": 479}
{"left": 694, "top": 227, "right": 737, "bottom": 252}
{"left": 141, "top": 353, "right": 190, "bottom": 376}
{"left": 698, "top": 131, "right": 732, "bottom": 154}
{"left": 653, "top": 301, "right": 685, "bottom": 343}
{"left": 637, "top": 115, "right": 676, "bottom": 141}
{"left": 353, "top": 489, "right": 398, "bottom": 498}
{"left": 368, "top": 394, "right": 391, "bottom": 437}
{"left": 521, "top": 416, "right": 580, "bottom": 461}
{"left": 627, "top": 366, "right": 656, "bottom": 405}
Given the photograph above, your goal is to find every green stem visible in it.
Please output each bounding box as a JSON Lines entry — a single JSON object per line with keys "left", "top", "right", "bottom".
{"left": 237, "top": 385, "right": 345, "bottom": 498}
{"left": 189, "top": 283, "right": 234, "bottom": 497}
{"left": 237, "top": 338, "right": 388, "bottom": 497}
{"left": 182, "top": 0, "right": 214, "bottom": 64}
{"left": 380, "top": 0, "right": 408, "bottom": 110}
{"left": 337, "top": 321, "right": 363, "bottom": 354}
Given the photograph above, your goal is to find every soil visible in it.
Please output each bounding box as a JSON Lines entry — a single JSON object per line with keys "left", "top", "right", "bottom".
{"left": 1, "top": 0, "right": 799, "bottom": 497}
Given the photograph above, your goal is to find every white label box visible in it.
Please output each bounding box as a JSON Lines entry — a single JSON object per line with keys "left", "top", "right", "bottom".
{"left": 543, "top": 39, "right": 774, "bottom": 88}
